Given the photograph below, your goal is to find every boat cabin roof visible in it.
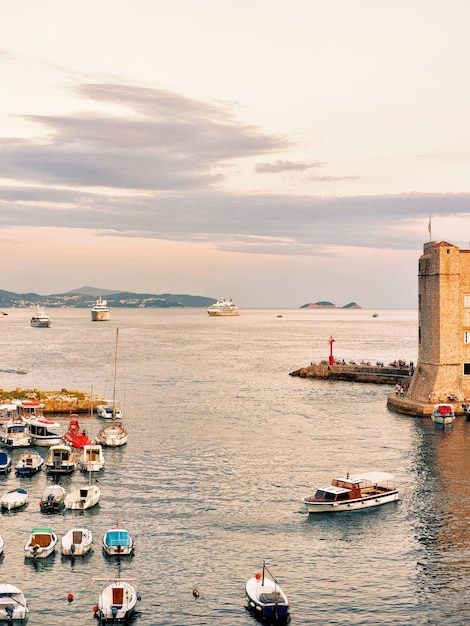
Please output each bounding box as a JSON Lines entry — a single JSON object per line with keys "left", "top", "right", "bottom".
{"left": 433, "top": 403, "right": 454, "bottom": 414}
{"left": 319, "top": 485, "right": 351, "bottom": 495}
{"left": 335, "top": 471, "right": 395, "bottom": 484}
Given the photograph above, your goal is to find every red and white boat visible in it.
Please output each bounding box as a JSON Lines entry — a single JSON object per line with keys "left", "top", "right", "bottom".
{"left": 64, "top": 417, "right": 91, "bottom": 448}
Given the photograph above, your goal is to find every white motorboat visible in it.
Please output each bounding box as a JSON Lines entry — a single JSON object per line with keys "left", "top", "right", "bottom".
{"left": 0, "top": 488, "right": 28, "bottom": 511}
{"left": 207, "top": 299, "right": 239, "bottom": 316}
{"left": 0, "top": 451, "right": 12, "bottom": 474}
{"left": 44, "top": 444, "right": 77, "bottom": 475}
{"left": 0, "top": 403, "right": 17, "bottom": 422}
{"left": 431, "top": 403, "right": 455, "bottom": 424}
{"left": 78, "top": 443, "right": 105, "bottom": 472}
{"left": 40, "top": 485, "right": 66, "bottom": 514}
{"left": 302, "top": 471, "right": 399, "bottom": 513}
{"left": 96, "top": 402, "right": 122, "bottom": 420}
{"left": 0, "top": 583, "right": 29, "bottom": 621}
{"left": 61, "top": 527, "right": 93, "bottom": 556}
{"left": 24, "top": 527, "right": 57, "bottom": 558}
{"left": 21, "top": 415, "right": 62, "bottom": 446}
{"left": 14, "top": 399, "right": 44, "bottom": 419}
{"left": 0, "top": 422, "right": 31, "bottom": 448}
{"left": 102, "top": 526, "right": 135, "bottom": 556}
{"left": 15, "top": 451, "right": 44, "bottom": 476}
{"left": 65, "top": 482, "right": 100, "bottom": 510}
{"left": 91, "top": 296, "right": 110, "bottom": 321}
{"left": 93, "top": 578, "right": 140, "bottom": 623}
{"left": 30, "top": 304, "right": 51, "bottom": 328}
{"left": 245, "top": 562, "right": 290, "bottom": 622}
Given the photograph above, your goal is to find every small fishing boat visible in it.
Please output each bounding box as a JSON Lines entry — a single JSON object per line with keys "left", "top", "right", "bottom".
{"left": 0, "top": 422, "right": 31, "bottom": 448}
{"left": 21, "top": 415, "right": 62, "bottom": 446}
{"left": 40, "top": 485, "right": 66, "bottom": 514}
{"left": 64, "top": 482, "right": 100, "bottom": 511}
{"left": 245, "top": 562, "right": 290, "bottom": 622}
{"left": 61, "top": 527, "right": 93, "bottom": 556}
{"left": 102, "top": 526, "right": 135, "bottom": 557}
{"left": 93, "top": 578, "right": 140, "bottom": 624}
{"left": 302, "top": 471, "right": 399, "bottom": 513}
{"left": 78, "top": 443, "right": 105, "bottom": 472}
{"left": 63, "top": 416, "right": 92, "bottom": 448}
{"left": 0, "top": 487, "right": 29, "bottom": 511}
{"left": 431, "top": 403, "right": 455, "bottom": 424}
{"left": 96, "top": 402, "right": 122, "bottom": 420}
{"left": 24, "top": 527, "right": 57, "bottom": 558}
{"left": 0, "top": 451, "right": 12, "bottom": 474}
{"left": 0, "top": 583, "right": 29, "bottom": 621}
{"left": 44, "top": 444, "right": 77, "bottom": 475}
{"left": 15, "top": 451, "right": 44, "bottom": 476}
{"left": 30, "top": 304, "right": 51, "bottom": 328}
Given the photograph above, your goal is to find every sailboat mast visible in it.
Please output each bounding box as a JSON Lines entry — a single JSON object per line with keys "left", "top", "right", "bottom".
{"left": 112, "top": 328, "right": 119, "bottom": 420}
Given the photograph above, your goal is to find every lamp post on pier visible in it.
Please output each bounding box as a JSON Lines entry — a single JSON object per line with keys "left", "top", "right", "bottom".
{"left": 329, "top": 335, "right": 335, "bottom": 365}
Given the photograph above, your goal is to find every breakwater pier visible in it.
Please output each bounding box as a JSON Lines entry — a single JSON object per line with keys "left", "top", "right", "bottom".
{"left": 289, "top": 362, "right": 413, "bottom": 385}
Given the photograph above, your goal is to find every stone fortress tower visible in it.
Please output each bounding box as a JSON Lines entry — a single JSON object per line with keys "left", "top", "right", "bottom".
{"left": 388, "top": 240, "right": 470, "bottom": 415}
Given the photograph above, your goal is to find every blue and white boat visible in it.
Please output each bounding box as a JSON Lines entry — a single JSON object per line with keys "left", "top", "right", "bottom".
{"left": 245, "top": 562, "right": 290, "bottom": 622}
{"left": 0, "top": 423, "right": 31, "bottom": 448}
{"left": 15, "top": 451, "right": 44, "bottom": 476}
{"left": 0, "top": 451, "right": 12, "bottom": 474}
{"left": 102, "top": 526, "right": 134, "bottom": 556}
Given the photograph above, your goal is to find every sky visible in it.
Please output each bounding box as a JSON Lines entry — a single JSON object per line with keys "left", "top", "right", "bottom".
{"left": 1, "top": 0, "right": 469, "bottom": 309}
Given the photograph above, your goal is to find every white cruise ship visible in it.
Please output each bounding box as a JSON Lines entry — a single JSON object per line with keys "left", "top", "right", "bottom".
{"left": 91, "top": 296, "right": 110, "bottom": 321}
{"left": 207, "top": 299, "right": 239, "bottom": 317}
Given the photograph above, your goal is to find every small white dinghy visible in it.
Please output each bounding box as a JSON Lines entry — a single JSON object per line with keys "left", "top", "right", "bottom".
{"left": 245, "top": 562, "right": 290, "bottom": 622}
{"left": 0, "top": 583, "right": 29, "bottom": 621}
{"left": 0, "top": 487, "right": 29, "bottom": 511}
{"left": 24, "top": 527, "right": 57, "bottom": 558}
{"left": 61, "top": 527, "right": 93, "bottom": 556}
{"left": 93, "top": 578, "right": 140, "bottom": 624}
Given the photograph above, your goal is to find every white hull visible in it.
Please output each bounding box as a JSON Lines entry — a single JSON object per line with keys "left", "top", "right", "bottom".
{"left": 302, "top": 490, "right": 399, "bottom": 513}
{"left": 30, "top": 318, "right": 51, "bottom": 327}
{"left": 245, "top": 568, "right": 289, "bottom": 621}
{"left": 207, "top": 311, "right": 239, "bottom": 316}
{"left": 24, "top": 417, "right": 63, "bottom": 446}
{"left": 78, "top": 444, "right": 105, "bottom": 472}
{"left": 91, "top": 310, "right": 110, "bottom": 321}
{"left": 61, "top": 527, "right": 93, "bottom": 556}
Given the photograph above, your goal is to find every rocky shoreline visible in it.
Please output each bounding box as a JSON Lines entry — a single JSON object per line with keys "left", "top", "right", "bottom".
{"left": 0, "top": 388, "right": 106, "bottom": 414}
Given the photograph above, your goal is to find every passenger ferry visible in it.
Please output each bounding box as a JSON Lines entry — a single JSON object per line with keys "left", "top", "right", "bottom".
{"left": 207, "top": 299, "right": 239, "bottom": 316}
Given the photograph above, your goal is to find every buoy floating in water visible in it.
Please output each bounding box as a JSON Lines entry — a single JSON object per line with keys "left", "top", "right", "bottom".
{"left": 67, "top": 593, "right": 73, "bottom": 602}
{"left": 192, "top": 588, "right": 200, "bottom": 599}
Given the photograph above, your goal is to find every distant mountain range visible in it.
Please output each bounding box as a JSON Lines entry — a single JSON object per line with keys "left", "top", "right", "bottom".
{"left": 300, "top": 301, "right": 362, "bottom": 309}
{"left": 0, "top": 287, "right": 217, "bottom": 309}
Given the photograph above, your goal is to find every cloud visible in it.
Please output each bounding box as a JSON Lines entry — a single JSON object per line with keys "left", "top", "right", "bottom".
{"left": 0, "top": 83, "right": 289, "bottom": 191}
{"left": 255, "top": 159, "right": 327, "bottom": 173}
{"left": 0, "top": 80, "right": 469, "bottom": 261}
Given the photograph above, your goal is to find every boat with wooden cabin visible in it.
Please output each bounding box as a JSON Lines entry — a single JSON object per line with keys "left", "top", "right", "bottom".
{"left": 302, "top": 471, "right": 399, "bottom": 513}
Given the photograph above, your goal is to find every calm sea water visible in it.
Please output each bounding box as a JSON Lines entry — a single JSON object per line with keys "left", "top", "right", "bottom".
{"left": 1, "top": 307, "right": 469, "bottom": 625}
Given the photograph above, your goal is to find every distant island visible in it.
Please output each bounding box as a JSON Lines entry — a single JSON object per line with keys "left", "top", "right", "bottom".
{"left": 0, "top": 286, "right": 217, "bottom": 309}
{"left": 300, "top": 301, "right": 362, "bottom": 309}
